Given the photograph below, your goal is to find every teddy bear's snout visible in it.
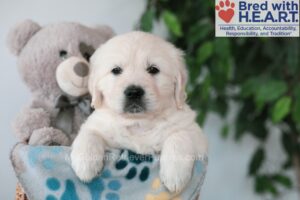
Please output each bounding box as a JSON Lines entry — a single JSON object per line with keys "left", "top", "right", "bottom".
{"left": 74, "top": 62, "right": 89, "bottom": 77}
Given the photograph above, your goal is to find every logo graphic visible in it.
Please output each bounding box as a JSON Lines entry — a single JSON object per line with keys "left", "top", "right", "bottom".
{"left": 215, "top": 0, "right": 235, "bottom": 23}
{"left": 215, "top": 0, "right": 299, "bottom": 37}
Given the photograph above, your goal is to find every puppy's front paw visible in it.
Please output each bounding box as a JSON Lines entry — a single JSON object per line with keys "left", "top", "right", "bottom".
{"left": 71, "top": 147, "right": 104, "bottom": 182}
{"left": 160, "top": 156, "right": 194, "bottom": 193}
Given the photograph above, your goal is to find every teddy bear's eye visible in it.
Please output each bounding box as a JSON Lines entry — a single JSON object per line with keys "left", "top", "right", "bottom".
{"left": 111, "top": 66, "right": 123, "bottom": 75}
{"left": 59, "top": 50, "right": 68, "bottom": 59}
{"left": 147, "top": 65, "right": 160, "bottom": 75}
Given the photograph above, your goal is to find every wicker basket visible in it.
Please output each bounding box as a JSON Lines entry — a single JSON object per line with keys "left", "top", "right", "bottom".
{"left": 16, "top": 183, "right": 27, "bottom": 200}
{"left": 15, "top": 183, "right": 199, "bottom": 200}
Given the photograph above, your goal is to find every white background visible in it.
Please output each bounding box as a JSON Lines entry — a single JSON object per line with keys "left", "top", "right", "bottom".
{"left": 0, "top": 0, "right": 298, "bottom": 199}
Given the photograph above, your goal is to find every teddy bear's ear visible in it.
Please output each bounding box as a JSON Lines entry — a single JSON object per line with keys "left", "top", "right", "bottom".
{"left": 7, "top": 19, "right": 41, "bottom": 56}
{"left": 94, "top": 25, "right": 115, "bottom": 41}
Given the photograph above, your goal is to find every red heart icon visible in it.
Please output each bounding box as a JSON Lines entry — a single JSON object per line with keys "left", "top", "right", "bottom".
{"left": 218, "top": 9, "right": 234, "bottom": 23}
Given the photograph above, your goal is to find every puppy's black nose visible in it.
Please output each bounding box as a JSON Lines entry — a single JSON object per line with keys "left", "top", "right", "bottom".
{"left": 124, "top": 85, "right": 145, "bottom": 99}
{"left": 74, "top": 62, "right": 89, "bottom": 77}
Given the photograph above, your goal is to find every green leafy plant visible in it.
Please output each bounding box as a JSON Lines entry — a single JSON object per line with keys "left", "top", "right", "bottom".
{"left": 138, "top": 0, "right": 300, "bottom": 198}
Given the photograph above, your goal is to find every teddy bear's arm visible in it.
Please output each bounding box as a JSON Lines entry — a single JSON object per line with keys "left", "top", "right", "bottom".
{"left": 29, "top": 127, "right": 70, "bottom": 146}
{"left": 12, "top": 106, "right": 51, "bottom": 143}
{"left": 13, "top": 98, "right": 71, "bottom": 146}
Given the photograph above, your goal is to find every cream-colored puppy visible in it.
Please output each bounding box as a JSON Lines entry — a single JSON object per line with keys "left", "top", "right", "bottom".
{"left": 71, "top": 31, "right": 208, "bottom": 193}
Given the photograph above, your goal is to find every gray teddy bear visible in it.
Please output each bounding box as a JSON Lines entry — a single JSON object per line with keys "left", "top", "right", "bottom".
{"left": 7, "top": 20, "right": 114, "bottom": 146}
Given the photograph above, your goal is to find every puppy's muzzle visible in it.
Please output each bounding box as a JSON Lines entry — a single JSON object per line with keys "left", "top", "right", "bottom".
{"left": 123, "top": 85, "right": 146, "bottom": 113}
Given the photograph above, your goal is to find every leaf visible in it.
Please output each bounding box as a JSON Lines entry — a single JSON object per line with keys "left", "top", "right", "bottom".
{"left": 196, "top": 110, "right": 207, "bottom": 126}
{"left": 210, "top": 97, "right": 228, "bottom": 117}
{"left": 221, "top": 124, "right": 229, "bottom": 139}
{"left": 187, "top": 56, "right": 201, "bottom": 84}
{"left": 140, "top": 9, "right": 155, "bottom": 32}
{"left": 272, "top": 174, "right": 292, "bottom": 189}
{"left": 162, "top": 10, "right": 183, "bottom": 37}
{"left": 249, "top": 118, "right": 268, "bottom": 141}
{"left": 255, "top": 175, "right": 278, "bottom": 196}
{"left": 241, "top": 77, "right": 263, "bottom": 98}
{"left": 293, "top": 84, "right": 300, "bottom": 98}
{"left": 287, "top": 39, "right": 299, "bottom": 74}
{"left": 187, "top": 19, "right": 213, "bottom": 44}
{"left": 281, "top": 133, "right": 294, "bottom": 156}
{"left": 210, "top": 59, "right": 233, "bottom": 89}
{"left": 200, "top": 74, "right": 211, "bottom": 103}
{"left": 262, "top": 40, "right": 280, "bottom": 60}
{"left": 196, "top": 41, "right": 213, "bottom": 65}
{"left": 214, "top": 38, "right": 231, "bottom": 60}
{"left": 249, "top": 147, "right": 265, "bottom": 175}
{"left": 292, "top": 100, "right": 300, "bottom": 124}
{"left": 281, "top": 133, "right": 296, "bottom": 170}
{"left": 292, "top": 85, "right": 300, "bottom": 124}
{"left": 254, "top": 80, "right": 287, "bottom": 110}
{"left": 235, "top": 101, "right": 268, "bottom": 141}
{"left": 236, "top": 38, "right": 247, "bottom": 46}
{"left": 282, "top": 159, "right": 292, "bottom": 169}
{"left": 271, "top": 96, "right": 292, "bottom": 123}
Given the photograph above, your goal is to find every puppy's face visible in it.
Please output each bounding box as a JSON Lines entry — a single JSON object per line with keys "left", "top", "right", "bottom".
{"left": 89, "top": 32, "right": 187, "bottom": 117}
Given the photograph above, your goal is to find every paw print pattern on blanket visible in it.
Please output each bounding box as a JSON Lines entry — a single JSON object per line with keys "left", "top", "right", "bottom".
{"left": 86, "top": 169, "right": 122, "bottom": 200}
{"left": 28, "top": 146, "right": 122, "bottom": 200}
{"left": 12, "top": 145, "right": 207, "bottom": 200}
{"left": 45, "top": 178, "right": 79, "bottom": 200}
{"left": 115, "top": 150, "right": 153, "bottom": 182}
{"left": 44, "top": 170, "right": 122, "bottom": 200}
{"left": 28, "top": 146, "right": 62, "bottom": 167}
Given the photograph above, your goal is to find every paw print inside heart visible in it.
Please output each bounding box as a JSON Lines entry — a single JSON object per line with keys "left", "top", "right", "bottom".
{"left": 115, "top": 150, "right": 153, "bottom": 182}
{"left": 215, "top": 0, "right": 235, "bottom": 23}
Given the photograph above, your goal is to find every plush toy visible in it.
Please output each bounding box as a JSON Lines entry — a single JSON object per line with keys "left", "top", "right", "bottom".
{"left": 7, "top": 20, "right": 114, "bottom": 146}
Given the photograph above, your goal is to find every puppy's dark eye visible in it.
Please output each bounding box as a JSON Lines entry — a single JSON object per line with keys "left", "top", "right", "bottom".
{"left": 59, "top": 50, "right": 68, "bottom": 59}
{"left": 83, "top": 52, "right": 91, "bottom": 61}
{"left": 147, "top": 65, "right": 160, "bottom": 75}
{"left": 111, "top": 66, "right": 123, "bottom": 75}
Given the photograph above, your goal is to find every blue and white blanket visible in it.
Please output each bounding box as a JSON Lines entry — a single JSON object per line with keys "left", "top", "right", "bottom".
{"left": 11, "top": 144, "right": 207, "bottom": 200}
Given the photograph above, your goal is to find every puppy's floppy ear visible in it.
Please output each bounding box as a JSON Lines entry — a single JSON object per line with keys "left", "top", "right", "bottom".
{"left": 7, "top": 19, "right": 41, "bottom": 56}
{"left": 89, "top": 78, "right": 103, "bottom": 109}
{"left": 91, "top": 89, "right": 103, "bottom": 109}
{"left": 174, "top": 50, "right": 188, "bottom": 110}
{"left": 174, "top": 70, "right": 187, "bottom": 109}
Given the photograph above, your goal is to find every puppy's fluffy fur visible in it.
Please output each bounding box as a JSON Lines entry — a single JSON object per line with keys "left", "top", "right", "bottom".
{"left": 71, "top": 32, "right": 208, "bottom": 193}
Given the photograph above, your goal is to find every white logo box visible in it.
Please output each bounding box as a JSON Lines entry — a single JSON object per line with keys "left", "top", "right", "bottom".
{"left": 215, "top": 0, "right": 299, "bottom": 37}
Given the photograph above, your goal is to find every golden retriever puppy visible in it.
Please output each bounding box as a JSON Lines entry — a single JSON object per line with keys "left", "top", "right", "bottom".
{"left": 71, "top": 31, "right": 208, "bottom": 193}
